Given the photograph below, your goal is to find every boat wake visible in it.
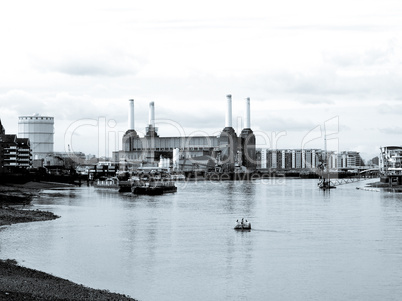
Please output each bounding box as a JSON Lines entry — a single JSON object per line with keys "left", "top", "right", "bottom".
{"left": 245, "top": 228, "right": 290, "bottom": 233}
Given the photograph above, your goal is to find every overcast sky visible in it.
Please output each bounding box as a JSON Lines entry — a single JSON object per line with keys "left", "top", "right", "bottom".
{"left": 1, "top": 0, "right": 402, "bottom": 161}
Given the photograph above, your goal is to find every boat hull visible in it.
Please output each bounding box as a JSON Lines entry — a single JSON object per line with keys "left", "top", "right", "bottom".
{"left": 132, "top": 187, "right": 164, "bottom": 195}
{"left": 234, "top": 223, "right": 251, "bottom": 230}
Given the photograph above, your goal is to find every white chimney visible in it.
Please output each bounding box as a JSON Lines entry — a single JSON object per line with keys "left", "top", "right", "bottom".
{"left": 173, "top": 148, "right": 180, "bottom": 170}
{"left": 261, "top": 149, "right": 267, "bottom": 168}
{"left": 245, "top": 97, "right": 250, "bottom": 128}
{"left": 225, "top": 94, "right": 232, "bottom": 128}
{"left": 149, "top": 101, "right": 155, "bottom": 127}
{"left": 128, "top": 99, "right": 134, "bottom": 130}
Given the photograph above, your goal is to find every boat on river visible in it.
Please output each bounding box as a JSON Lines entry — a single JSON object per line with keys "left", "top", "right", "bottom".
{"left": 93, "top": 177, "right": 119, "bottom": 190}
{"left": 131, "top": 173, "right": 177, "bottom": 195}
{"left": 318, "top": 134, "right": 336, "bottom": 190}
{"left": 234, "top": 220, "right": 251, "bottom": 230}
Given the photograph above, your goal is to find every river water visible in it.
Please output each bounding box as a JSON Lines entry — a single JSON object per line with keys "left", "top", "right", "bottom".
{"left": 1, "top": 178, "right": 402, "bottom": 301}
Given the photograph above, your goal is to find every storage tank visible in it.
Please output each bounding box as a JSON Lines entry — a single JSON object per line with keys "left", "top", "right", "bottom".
{"left": 18, "top": 114, "right": 54, "bottom": 160}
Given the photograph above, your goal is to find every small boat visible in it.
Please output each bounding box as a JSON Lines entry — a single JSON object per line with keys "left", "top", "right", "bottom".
{"left": 93, "top": 177, "right": 119, "bottom": 190}
{"left": 234, "top": 220, "right": 251, "bottom": 230}
{"left": 318, "top": 134, "right": 336, "bottom": 190}
{"left": 132, "top": 186, "right": 164, "bottom": 195}
{"left": 170, "top": 173, "right": 186, "bottom": 181}
{"left": 118, "top": 180, "right": 132, "bottom": 192}
{"left": 131, "top": 173, "right": 177, "bottom": 195}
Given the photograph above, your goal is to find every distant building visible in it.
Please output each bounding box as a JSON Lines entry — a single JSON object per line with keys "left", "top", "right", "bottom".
{"left": 114, "top": 96, "right": 257, "bottom": 172}
{"left": 258, "top": 149, "right": 365, "bottom": 171}
{"left": 18, "top": 114, "right": 54, "bottom": 160}
{"left": 53, "top": 152, "right": 86, "bottom": 164}
{"left": 41, "top": 152, "right": 87, "bottom": 170}
{"left": 368, "top": 156, "right": 379, "bottom": 167}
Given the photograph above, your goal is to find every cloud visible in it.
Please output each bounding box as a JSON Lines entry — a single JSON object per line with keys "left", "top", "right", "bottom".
{"left": 322, "top": 44, "right": 393, "bottom": 67}
{"left": 254, "top": 115, "right": 319, "bottom": 133}
{"left": 251, "top": 61, "right": 402, "bottom": 101}
{"left": 278, "top": 24, "right": 392, "bottom": 32}
{"left": 378, "top": 126, "right": 402, "bottom": 135}
{"left": 33, "top": 51, "right": 146, "bottom": 77}
{"left": 378, "top": 103, "right": 402, "bottom": 114}
{"left": 0, "top": 90, "right": 40, "bottom": 112}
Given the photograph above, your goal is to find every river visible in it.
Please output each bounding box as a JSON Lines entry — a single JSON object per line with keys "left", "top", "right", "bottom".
{"left": 1, "top": 178, "right": 402, "bottom": 301}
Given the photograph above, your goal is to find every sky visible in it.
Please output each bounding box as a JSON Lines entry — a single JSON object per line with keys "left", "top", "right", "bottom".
{"left": 1, "top": 0, "right": 402, "bottom": 161}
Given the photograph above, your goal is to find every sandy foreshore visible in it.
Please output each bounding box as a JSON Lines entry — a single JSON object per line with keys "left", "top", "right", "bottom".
{"left": 0, "top": 206, "right": 60, "bottom": 226}
{"left": 0, "top": 182, "right": 138, "bottom": 301}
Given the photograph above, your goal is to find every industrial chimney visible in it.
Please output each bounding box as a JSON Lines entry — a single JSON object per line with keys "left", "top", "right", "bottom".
{"left": 245, "top": 97, "right": 251, "bottom": 129}
{"left": 128, "top": 99, "right": 134, "bottom": 130}
{"left": 146, "top": 101, "right": 158, "bottom": 137}
{"left": 149, "top": 101, "right": 155, "bottom": 127}
{"left": 225, "top": 94, "right": 232, "bottom": 128}
{"left": 123, "top": 98, "right": 138, "bottom": 153}
{"left": 240, "top": 96, "right": 256, "bottom": 170}
{"left": 219, "top": 94, "right": 237, "bottom": 171}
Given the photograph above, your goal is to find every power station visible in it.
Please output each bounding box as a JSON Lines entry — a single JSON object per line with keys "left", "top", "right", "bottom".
{"left": 113, "top": 95, "right": 257, "bottom": 172}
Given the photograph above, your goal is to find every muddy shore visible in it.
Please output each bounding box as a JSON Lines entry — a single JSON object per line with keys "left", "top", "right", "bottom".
{"left": 0, "top": 182, "right": 138, "bottom": 301}
{"left": 0, "top": 206, "right": 59, "bottom": 227}
{"left": 0, "top": 259, "right": 136, "bottom": 301}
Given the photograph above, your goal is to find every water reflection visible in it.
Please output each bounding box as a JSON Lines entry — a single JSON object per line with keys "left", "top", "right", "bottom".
{"left": 1, "top": 179, "right": 402, "bottom": 301}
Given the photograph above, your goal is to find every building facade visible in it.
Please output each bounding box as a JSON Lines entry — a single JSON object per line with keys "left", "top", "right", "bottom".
{"left": 259, "top": 149, "right": 365, "bottom": 171}
{"left": 0, "top": 119, "right": 32, "bottom": 174}
{"left": 379, "top": 146, "right": 402, "bottom": 176}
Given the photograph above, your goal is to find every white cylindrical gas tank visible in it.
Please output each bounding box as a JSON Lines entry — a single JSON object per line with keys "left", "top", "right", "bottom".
{"left": 18, "top": 114, "right": 54, "bottom": 160}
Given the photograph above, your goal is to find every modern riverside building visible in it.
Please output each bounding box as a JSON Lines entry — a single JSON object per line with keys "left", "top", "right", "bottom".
{"left": 379, "top": 146, "right": 402, "bottom": 184}
{"left": 113, "top": 96, "right": 257, "bottom": 171}
{"left": 18, "top": 114, "right": 54, "bottom": 160}
{"left": 0, "top": 119, "right": 32, "bottom": 174}
{"left": 260, "top": 149, "right": 364, "bottom": 171}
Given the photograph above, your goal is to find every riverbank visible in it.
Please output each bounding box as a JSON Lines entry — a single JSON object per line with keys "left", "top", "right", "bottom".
{"left": 0, "top": 181, "right": 75, "bottom": 205}
{"left": 0, "top": 206, "right": 59, "bottom": 226}
{"left": 0, "top": 183, "right": 138, "bottom": 301}
{"left": 0, "top": 259, "right": 136, "bottom": 300}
